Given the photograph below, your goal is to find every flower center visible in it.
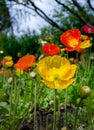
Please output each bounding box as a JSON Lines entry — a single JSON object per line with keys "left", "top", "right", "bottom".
{"left": 69, "top": 39, "right": 79, "bottom": 48}
{"left": 54, "top": 75, "right": 60, "bottom": 81}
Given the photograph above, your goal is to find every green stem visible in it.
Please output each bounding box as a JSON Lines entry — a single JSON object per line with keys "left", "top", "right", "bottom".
{"left": 9, "top": 81, "right": 12, "bottom": 120}
{"left": 34, "top": 79, "right": 37, "bottom": 130}
{"left": 64, "top": 88, "right": 68, "bottom": 126}
{"left": 46, "top": 114, "right": 53, "bottom": 130}
{"left": 53, "top": 89, "right": 57, "bottom": 130}
{"left": 74, "top": 98, "right": 82, "bottom": 130}
{"left": 76, "top": 52, "right": 78, "bottom": 60}
{"left": 87, "top": 48, "right": 91, "bottom": 72}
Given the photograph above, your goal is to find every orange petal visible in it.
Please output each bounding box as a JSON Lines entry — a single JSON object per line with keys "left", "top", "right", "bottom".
{"left": 14, "top": 54, "right": 36, "bottom": 70}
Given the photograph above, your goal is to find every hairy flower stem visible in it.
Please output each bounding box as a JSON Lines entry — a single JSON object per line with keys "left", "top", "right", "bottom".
{"left": 64, "top": 88, "right": 68, "bottom": 126}
{"left": 46, "top": 114, "right": 53, "bottom": 130}
{"left": 53, "top": 89, "right": 57, "bottom": 130}
{"left": 34, "top": 79, "right": 37, "bottom": 130}
{"left": 87, "top": 48, "right": 91, "bottom": 72}
{"left": 74, "top": 99, "right": 82, "bottom": 130}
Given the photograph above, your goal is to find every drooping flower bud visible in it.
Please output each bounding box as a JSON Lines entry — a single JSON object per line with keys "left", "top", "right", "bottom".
{"left": 61, "top": 126, "right": 68, "bottom": 130}
{"left": 80, "top": 86, "right": 91, "bottom": 99}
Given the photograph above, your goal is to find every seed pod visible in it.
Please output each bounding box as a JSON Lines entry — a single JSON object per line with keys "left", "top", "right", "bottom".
{"left": 80, "top": 86, "right": 91, "bottom": 99}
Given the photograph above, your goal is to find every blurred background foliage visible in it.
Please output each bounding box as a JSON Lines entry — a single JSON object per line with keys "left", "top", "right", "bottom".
{"left": 0, "top": 32, "right": 41, "bottom": 62}
{"left": 0, "top": 0, "right": 11, "bottom": 32}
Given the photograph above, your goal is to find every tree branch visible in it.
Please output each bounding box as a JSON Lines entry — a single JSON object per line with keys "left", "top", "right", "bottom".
{"left": 87, "top": 0, "right": 94, "bottom": 11}
{"left": 71, "top": 0, "right": 94, "bottom": 24}
{"left": 55, "top": 0, "right": 87, "bottom": 24}
{"left": 27, "top": 0, "right": 65, "bottom": 31}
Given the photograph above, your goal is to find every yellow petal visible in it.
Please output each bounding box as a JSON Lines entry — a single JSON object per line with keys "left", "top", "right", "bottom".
{"left": 6, "top": 61, "right": 13, "bottom": 67}
{"left": 42, "top": 80, "right": 55, "bottom": 89}
{"left": 37, "top": 56, "right": 71, "bottom": 81}
{"left": 56, "top": 78, "right": 76, "bottom": 89}
{"left": 81, "top": 35, "right": 88, "bottom": 40}
{"left": 37, "top": 62, "right": 49, "bottom": 80}
{"left": 62, "top": 64, "right": 77, "bottom": 80}
{"left": 80, "top": 40, "right": 92, "bottom": 49}
{"left": 4, "top": 56, "right": 12, "bottom": 60}
{"left": 42, "top": 78, "right": 76, "bottom": 89}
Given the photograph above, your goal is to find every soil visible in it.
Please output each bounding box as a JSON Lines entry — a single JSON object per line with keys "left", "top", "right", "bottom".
{"left": 20, "top": 106, "right": 74, "bottom": 130}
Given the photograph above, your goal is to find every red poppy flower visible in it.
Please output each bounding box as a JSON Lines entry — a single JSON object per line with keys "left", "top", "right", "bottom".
{"left": 42, "top": 43, "right": 60, "bottom": 55}
{"left": 60, "top": 29, "right": 81, "bottom": 51}
{"left": 14, "top": 54, "right": 36, "bottom": 70}
{"left": 60, "top": 29, "right": 92, "bottom": 52}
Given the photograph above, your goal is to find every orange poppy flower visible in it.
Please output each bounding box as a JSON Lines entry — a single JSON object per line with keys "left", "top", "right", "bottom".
{"left": 14, "top": 54, "right": 36, "bottom": 70}
{"left": 42, "top": 43, "right": 60, "bottom": 55}
{"left": 60, "top": 29, "right": 81, "bottom": 51}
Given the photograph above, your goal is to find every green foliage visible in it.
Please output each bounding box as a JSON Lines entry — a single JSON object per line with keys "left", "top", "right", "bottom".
{"left": 0, "top": 0, "right": 11, "bottom": 31}
{"left": 18, "top": 33, "right": 41, "bottom": 58}
{"left": 0, "top": 33, "right": 21, "bottom": 61}
{"left": 0, "top": 32, "right": 41, "bottom": 62}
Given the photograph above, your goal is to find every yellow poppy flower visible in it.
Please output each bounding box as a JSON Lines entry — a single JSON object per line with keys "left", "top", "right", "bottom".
{"left": 5, "top": 60, "right": 13, "bottom": 67}
{"left": 4, "top": 56, "right": 12, "bottom": 60}
{"left": 37, "top": 55, "right": 77, "bottom": 89}
{"left": 1, "top": 56, "right": 13, "bottom": 67}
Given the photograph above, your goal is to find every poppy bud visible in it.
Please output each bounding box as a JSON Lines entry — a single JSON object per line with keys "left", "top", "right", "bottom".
{"left": 17, "top": 52, "right": 22, "bottom": 58}
{"left": 80, "top": 86, "right": 91, "bottom": 99}
{"left": 61, "top": 126, "right": 68, "bottom": 130}
{"left": 29, "top": 71, "right": 36, "bottom": 78}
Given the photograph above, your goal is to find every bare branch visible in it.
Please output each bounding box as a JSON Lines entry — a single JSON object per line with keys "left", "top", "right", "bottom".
{"left": 55, "top": 0, "right": 87, "bottom": 24}
{"left": 12, "top": 0, "right": 65, "bottom": 31}
{"left": 87, "top": 0, "right": 94, "bottom": 11}
{"left": 71, "top": 0, "right": 94, "bottom": 24}
{"left": 27, "top": 0, "right": 65, "bottom": 31}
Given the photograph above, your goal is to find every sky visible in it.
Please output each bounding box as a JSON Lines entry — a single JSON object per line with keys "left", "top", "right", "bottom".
{"left": 8, "top": 0, "right": 56, "bottom": 36}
